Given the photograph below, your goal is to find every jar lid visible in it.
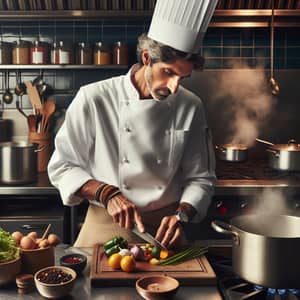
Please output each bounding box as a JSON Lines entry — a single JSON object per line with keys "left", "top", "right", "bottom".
{"left": 0, "top": 41, "right": 11, "bottom": 47}
{"left": 14, "top": 40, "right": 31, "bottom": 47}
{"left": 78, "top": 42, "right": 90, "bottom": 48}
{"left": 115, "top": 41, "right": 125, "bottom": 47}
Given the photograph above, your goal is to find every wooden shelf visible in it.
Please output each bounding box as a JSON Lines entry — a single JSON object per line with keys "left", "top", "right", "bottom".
{"left": 0, "top": 64, "right": 129, "bottom": 70}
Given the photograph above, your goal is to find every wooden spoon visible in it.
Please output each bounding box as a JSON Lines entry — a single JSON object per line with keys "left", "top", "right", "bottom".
{"left": 27, "top": 114, "right": 37, "bottom": 133}
{"left": 41, "top": 99, "right": 56, "bottom": 133}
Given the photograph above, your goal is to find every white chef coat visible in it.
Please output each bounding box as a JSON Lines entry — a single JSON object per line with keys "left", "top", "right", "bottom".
{"left": 48, "top": 65, "right": 216, "bottom": 221}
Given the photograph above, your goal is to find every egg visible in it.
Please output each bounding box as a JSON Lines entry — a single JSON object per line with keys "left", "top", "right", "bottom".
{"left": 27, "top": 231, "right": 38, "bottom": 241}
{"left": 11, "top": 231, "right": 23, "bottom": 245}
{"left": 47, "top": 234, "right": 61, "bottom": 246}
{"left": 20, "top": 236, "right": 36, "bottom": 250}
{"left": 38, "top": 239, "right": 50, "bottom": 248}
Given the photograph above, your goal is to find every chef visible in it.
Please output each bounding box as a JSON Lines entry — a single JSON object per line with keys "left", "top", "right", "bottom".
{"left": 48, "top": 0, "right": 218, "bottom": 248}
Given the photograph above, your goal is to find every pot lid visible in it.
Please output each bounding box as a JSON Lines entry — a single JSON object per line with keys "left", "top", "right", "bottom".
{"left": 270, "top": 139, "right": 300, "bottom": 151}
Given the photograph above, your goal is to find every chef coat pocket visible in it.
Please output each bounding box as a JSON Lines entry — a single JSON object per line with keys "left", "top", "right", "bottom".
{"left": 169, "top": 129, "right": 189, "bottom": 167}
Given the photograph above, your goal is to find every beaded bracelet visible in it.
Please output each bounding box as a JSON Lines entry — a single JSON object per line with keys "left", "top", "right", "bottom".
{"left": 95, "top": 183, "right": 121, "bottom": 208}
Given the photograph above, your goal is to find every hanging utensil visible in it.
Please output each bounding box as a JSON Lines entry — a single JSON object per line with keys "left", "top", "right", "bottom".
{"left": 269, "top": 0, "right": 280, "bottom": 95}
{"left": 2, "top": 71, "right": 13, "bottom": 104}
{"left": 16, "top": 99, "right": 28, "bottom": 119}
{"left": 14, "top": 71, "right": 26, "bottom": 96}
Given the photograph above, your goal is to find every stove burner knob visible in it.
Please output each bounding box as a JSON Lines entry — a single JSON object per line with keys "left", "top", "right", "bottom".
{"left": 216, "top": 201, "right": 228, "bottom": 215}
{"left": 240, "top": 202, "right": 248, "bottom": 209}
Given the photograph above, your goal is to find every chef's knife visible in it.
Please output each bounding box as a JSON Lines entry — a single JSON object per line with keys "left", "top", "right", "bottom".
{"left": 132, "top": 224, "right": 167, "bottom": 250}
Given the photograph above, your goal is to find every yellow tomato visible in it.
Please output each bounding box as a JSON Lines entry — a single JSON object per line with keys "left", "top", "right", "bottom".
{"left": 108, "top": 253, "right": 122, "bottom": 269}
{"left": 120, "top": 255, "right": 136, "bottom": 272}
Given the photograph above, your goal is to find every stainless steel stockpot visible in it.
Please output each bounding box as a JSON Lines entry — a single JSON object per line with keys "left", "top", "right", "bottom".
{"left": 0, "top": 141, "right": 40, "bottom": 184}
{"left": 212, "top": 215, "right": 300, "bottom": 288}
{"left": 215, "top": 144, "right": 248, "bottom": 162}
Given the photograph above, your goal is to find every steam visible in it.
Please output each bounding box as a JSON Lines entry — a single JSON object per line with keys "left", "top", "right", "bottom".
{"left": 212, "top": 61, "right": 277, "bottom": 147}
{"left": 254, "top": 188, "right": 290, "bottom": 215}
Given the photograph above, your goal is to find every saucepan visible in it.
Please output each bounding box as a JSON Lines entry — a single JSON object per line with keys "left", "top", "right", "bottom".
{"left": 212, "top": 214, "right": 300, "bottom": 288}
{"left": 256, "top": 138, "right": 300, "bottom": 171}
{"left": 215, "top": 143, "right": 248, "bottom": 162}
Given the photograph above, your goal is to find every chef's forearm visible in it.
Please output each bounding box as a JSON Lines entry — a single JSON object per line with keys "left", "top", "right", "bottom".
{"left": 177, "top": 202, "right": 197, "bottom": 220}
{"left": 75, "top": 179, "right": 121, "bottom": 208}
{"left": 75, "top": 179, "right": 102, "bottom": 201}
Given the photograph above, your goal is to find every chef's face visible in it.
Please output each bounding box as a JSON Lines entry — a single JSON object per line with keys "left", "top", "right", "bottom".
{"left": 144, "top": 57, "right": 193, "bottom": 101}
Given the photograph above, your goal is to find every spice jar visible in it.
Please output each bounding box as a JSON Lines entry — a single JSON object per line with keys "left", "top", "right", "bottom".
{"left": 51, "top": 41, "right": 73, "bottom": 64}
{"left": 93, "top": 42, "right": 111, "bottom": 65}
{"left": 0, "top": 41, "right": 12, "bottom": 64}
{"left": 12, "top": 40, "right": 30, "bottom": 64}
{"left": 76, "top": 42, "right": 92, "bottom": 65}
{"left": 30, "top": 40, "right": 48, "bottom": 64}
{"left": 113, "top": 41, "right": 128, "bottom": 65}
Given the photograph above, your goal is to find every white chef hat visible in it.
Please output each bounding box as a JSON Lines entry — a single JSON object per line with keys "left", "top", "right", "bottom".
{"left": 148, "top": 0, "right": 218, "bottom": 54}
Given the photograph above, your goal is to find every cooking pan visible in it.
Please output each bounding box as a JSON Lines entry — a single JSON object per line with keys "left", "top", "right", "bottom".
{"left": 212, "top": 214, "right": 300, "bottom": 288}
{"left": 256, "top": 138, "right": 300, "bottom": 171}
{"left": 215, "top": 144, "right": 248, "bottom": 162}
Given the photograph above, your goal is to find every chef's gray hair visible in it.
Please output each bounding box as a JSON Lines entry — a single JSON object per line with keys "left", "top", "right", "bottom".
{"left": 137, "top": 33, "right": 204, "bottom": 70}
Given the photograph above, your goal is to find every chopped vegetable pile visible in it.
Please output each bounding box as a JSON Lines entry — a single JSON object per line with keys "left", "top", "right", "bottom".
{"left": 103, "top": 235, "right": 208, "bottom": 272}
{"left": 0, "top": 227, "right": 20, "bottom": 263}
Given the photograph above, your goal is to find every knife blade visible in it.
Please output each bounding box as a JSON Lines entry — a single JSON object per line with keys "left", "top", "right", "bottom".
{"left": 132, "top": 224, "right": 167, "bottom": 250}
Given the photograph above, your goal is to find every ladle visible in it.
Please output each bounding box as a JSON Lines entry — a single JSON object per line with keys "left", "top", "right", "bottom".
{"left": 15, "top": 71, "right": 26, "bottom": 96}
{"left": 2, "top": 71, "right": 13, "bottom": 104}
{"left": 256, "top": 138, "right": 274, "bottom": 146}
{"left": 41, "top": 99, "right": 56, "bottom": 133}
{"left": 269, "top": 0, "right": 280, "bottom": 95}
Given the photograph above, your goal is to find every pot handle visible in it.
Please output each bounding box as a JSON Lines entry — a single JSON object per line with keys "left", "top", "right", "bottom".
{"left": 266, "top": 148, "right": 280, "bottom": 157}
{"left": 211, "top": 220, "right": 240, "bottom": 245}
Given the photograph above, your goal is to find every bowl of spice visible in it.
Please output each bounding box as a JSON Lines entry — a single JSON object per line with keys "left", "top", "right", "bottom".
{"left": 59, "top": 253, "right": 87, "bottom": 274}
{"left": 34, "top": 266, "right": 76, "bottom": 299}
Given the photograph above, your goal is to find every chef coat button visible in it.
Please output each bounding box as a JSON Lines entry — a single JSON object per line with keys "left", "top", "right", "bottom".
{"left": 125, "top": 126, "right": 131, "bottom": 133}
{"left": 157, "top": 186, "right": 163, "bottom": 190}
{"left": 122, "top": 158, "right": 130, "bottom": 163}
{"left": 125, "top": 101, "right": 130, "bottom": 106}
{"left": 122, "top": 184, "right": 130, "bottom": 190}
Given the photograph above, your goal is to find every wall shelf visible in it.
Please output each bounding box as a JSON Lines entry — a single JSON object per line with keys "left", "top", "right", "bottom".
{"left": 0, "top": 65, "right": 128, "bottom": 70}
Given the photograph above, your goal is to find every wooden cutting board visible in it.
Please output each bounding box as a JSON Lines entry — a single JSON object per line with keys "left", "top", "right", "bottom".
{"left": 90, "top": 244, "right": 216, "bottom": 287}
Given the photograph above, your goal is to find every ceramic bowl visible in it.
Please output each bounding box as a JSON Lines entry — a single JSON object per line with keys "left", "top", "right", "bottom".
{"left": 21, "top": 246, "right": 54, "bottom": 274}
{"left": 0, "top": 257, "right": 21, "bottom": 286}
{"left": 136, "top": 275, "right": 179, "bottom": 300}
{"left": 34, "top": 266, "right": 77, "bottom": 299}
{"left": 59, "top": 253, "right": 87, "bottom": 274}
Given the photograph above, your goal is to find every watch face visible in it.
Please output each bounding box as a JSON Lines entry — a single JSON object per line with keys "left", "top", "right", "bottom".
{"left": 177, "top": 212, "right": 189, "bottom": 223}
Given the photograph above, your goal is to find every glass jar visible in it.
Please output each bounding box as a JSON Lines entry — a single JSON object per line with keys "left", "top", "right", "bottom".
{"left": 93, "top": 42, "right": 111, "bottom": 65}
{"left": 0, "top": 41, "right": 12, "bottom": 64}
{"left": 12, "top": 40, "right": 30, "bottom": 64}
{"left": 113, "top": 41, "right": 128, "bottom": 65}
{"left": 51, "top": 41, "right": 72, "bottom": 64}
{"left": 30, "top": 40, "right": 48, "bottom": 64}
{"left": 76, "top": 42, "right": 92, "bottom": 65}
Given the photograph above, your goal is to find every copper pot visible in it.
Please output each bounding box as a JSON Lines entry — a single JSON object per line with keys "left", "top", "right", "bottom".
{"left": 215, "top": 144, "right": 248, "bottom": 162}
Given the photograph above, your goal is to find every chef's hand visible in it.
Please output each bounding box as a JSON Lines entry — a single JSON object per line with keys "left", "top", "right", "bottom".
{"left": 106, "top": 194, "right": 145, "bottom": 233}
{"left": 155, "top": 215, "right": 187, "bottom": 249}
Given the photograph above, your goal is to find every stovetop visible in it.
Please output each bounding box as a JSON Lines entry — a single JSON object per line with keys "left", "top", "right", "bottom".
{"left": 209, "top": 254, "right": 300, "bottom": 300}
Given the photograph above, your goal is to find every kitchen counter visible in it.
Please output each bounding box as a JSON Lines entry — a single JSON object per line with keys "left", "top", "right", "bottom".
{"left": 1, "top": 172, "right": 300, "bottom": 196}
{"left": 0, "top": 245, "right": 223, "bottom": 300}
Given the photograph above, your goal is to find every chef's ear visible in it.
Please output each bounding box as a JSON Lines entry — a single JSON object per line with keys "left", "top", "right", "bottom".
{"left": 142, "top": 50, "right": 151, "bottom": 66}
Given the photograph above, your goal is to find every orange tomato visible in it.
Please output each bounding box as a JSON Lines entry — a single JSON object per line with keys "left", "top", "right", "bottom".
{"left": 120, "top": 255, "right": 136, "bottom": 272}
{"left": 108, "top": 253, "right": 122, "bottom": 269}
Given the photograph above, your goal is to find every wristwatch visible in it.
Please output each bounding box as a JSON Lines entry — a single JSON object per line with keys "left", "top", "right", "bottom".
{"left": 175, "top": 211, "right": 189, "bottom": 223}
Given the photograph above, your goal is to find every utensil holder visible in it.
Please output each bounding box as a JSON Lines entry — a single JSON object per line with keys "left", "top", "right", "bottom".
{"left": 28, "top": 132, "right": 53, "bottom": 172}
